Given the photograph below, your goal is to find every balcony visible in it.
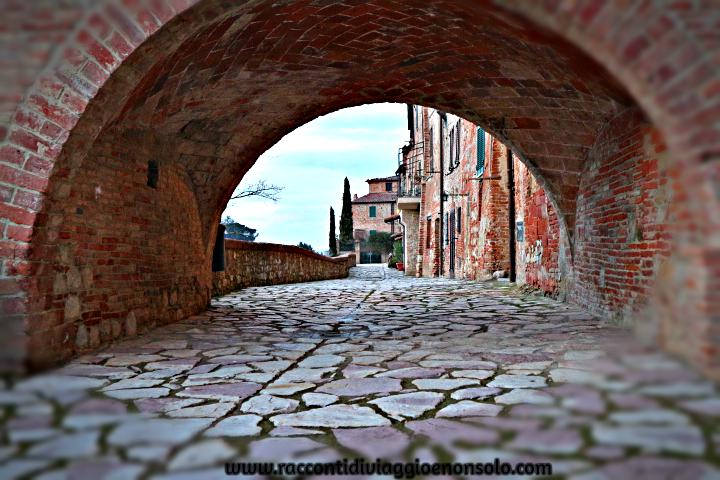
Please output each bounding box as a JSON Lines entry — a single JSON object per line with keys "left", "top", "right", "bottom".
{"left": 397, "top": 140, "right": 424, "bottom": 207}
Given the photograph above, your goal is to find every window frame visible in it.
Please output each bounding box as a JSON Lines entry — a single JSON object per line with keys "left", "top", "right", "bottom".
{"left": 477, "top": 127, "right": 486, "bottom": 175}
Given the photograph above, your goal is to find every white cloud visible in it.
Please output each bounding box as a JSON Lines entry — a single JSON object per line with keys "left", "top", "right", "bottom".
{"left": 222, "top": 103, "right": 408, "bottom": 248}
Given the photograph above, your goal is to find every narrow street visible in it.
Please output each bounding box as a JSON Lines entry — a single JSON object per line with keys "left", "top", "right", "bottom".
{"left": 1, "top": 266, "right": 719, "bottom": 479}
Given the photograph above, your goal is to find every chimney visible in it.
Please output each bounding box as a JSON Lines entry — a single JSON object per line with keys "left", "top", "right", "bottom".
{"left": 353, "top": 194, "right": 358, "bottom": 200}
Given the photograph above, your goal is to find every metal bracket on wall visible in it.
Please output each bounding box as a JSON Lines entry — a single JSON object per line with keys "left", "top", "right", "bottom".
{"left": 469, "top": 176, "right": 502, "bottom": 181}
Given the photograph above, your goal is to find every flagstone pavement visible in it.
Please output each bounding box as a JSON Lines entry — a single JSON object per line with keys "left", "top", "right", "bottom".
{"left": 2, "top": 265, "right": 720, "bottom": 479}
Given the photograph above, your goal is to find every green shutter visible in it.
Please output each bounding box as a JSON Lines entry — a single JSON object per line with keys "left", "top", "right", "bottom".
{"left": 369, "top": 206, "right": 377, "bottom": 218}
{"left": 477, "top": 127, "right": 486, "bottom": 175}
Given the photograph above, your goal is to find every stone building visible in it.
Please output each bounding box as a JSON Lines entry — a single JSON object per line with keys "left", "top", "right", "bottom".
{"left": 396, "top": 106, "right": 562, "bottom": 296}
{"left": 351, "top": 176, "right": 399, "bottom": 263}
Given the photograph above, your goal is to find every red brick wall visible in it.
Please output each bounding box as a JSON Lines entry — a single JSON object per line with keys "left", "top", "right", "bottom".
{"left": 414, "top": 109, "right": 563, "bottom": 295}
{"left": 418, "top": 111, "right": 443, "bottom": 276}
{"left": 24, "top": 126, "right": 211, "bottom": 369}
{"left": 368, "top": 181, "right": 398, "bottom": 194}
{"left": 570, "top": 107, "right": 673, "bottom": 325}
{"left": 213, "top": 240, "right": 354, "bottom": 296}
{"left": 469, "top": 138, "right": 511, "bottom": 279}
{"left": 352, "top": 202, "right": 395, "bottom": 239}
{"left": 514, "top": 159, "right": 562, "bottom": 296}
{"left": 417, "top": 115, "right": 518, "bottom": 282}
{"left": 441, "top": 118, "right": 478, "bottom": 278}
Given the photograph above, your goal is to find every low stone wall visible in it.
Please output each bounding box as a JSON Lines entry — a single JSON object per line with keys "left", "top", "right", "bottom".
{"left": 212, "top": 240, "right": 356, "bottom": 297}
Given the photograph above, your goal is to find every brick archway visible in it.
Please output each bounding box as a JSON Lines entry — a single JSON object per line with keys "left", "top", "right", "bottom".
{"left": 1, "top": 0, "right": 718, "bottom": 373}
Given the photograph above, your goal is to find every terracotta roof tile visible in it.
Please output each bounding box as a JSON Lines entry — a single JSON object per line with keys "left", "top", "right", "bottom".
{"left": 367, "top": 175, "right": 399, "bottom": 183}
{"left": 352, "top": 192, "right": 398, "bottom": 204}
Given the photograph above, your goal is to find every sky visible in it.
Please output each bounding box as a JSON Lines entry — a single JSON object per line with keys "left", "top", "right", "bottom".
{"left": 222, "top": 103, "right": 409, "bottom": 253}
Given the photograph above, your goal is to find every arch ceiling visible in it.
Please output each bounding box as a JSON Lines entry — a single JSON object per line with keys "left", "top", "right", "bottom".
{"left": 45, "top": 0, "right": 634, "bottom": 243}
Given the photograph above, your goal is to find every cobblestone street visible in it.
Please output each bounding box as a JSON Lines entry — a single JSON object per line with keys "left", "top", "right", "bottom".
{"left": 1, "top": 266, "right": 720, "bottom": 479}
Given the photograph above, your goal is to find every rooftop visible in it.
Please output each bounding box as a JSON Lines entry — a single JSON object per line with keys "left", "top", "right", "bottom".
{"left": 352, "top": 192, "right": 398, "bottom": 204}
{"left": 367, "top": 175, "right": 399, "bottom": 183}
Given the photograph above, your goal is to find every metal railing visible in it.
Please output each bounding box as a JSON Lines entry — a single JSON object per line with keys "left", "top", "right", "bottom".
{"left": 397, "top": 140, "right": 424, "bottom": 197}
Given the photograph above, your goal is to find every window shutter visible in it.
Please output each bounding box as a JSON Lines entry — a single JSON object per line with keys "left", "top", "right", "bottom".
{"left": 455, "top": 121, "right": 461, "bottom": 167}
{"left": 477, "top": 127, "right": 486, "bottom": 174}
{"left": 448, "top": 128, "right": 454, "bottom": 173}
{"left": 369, "top": 206, "right": 377, "bottom": 218}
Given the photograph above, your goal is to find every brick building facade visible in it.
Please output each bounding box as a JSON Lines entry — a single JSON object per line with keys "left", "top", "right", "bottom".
{"left": 397, "top": 106, "right": 562, "bottom": 297}
{"left": 351, "top": 177, "right": 398, "bottom": 263}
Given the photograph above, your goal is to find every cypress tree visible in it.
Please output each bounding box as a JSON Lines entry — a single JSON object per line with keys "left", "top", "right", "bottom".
{"left": 329, "top": 207, "right": 338, "bottom": 257}
{"left": 339, "top": 177, "right": 354, "bottom": 249}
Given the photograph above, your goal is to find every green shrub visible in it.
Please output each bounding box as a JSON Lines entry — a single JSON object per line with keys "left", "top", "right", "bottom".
{"left": 393, "top": 240, "right": 403, "bottom": 264}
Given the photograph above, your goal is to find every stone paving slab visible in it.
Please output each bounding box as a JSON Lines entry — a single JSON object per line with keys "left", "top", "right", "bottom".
{"left": 1, "top": 265, "right": 719, "bottom": 478}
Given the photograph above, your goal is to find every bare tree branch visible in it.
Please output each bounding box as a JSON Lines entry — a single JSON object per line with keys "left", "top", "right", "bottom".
{"left": 230, "top": 179, "right": 284, "bottom": 203}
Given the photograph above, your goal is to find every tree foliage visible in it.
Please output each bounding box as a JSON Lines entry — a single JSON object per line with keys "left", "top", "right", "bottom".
{"left": 222, "top": 216, "right": 258, "bottom": 242}
{"left": 328, "top": 207, "right": 338, "bottom": 257}
{"left": 363, "top": 231, "right": 394, "bottom": 254}
{"left": 297, "top": 242, "right": 314, "bottom": 252}
{"left": 339, "top": 177, "right": 354, "bottom": 249}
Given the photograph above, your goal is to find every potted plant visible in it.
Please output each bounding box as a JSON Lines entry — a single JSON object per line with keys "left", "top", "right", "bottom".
{"left": 388, "top": 253, "right": 398, "bottom": 269}
{"left": 394, "top": 240, "right": 404, "bottom": 271}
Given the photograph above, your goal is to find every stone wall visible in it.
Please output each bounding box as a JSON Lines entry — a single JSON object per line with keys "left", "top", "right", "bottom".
{"left": 212, "top": 240, "right": 355, "bottom": 297}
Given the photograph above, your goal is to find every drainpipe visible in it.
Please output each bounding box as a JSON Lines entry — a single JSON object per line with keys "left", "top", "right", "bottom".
{"left": 438, "top": 113, "right": 446, "bottom": 278}
{"left": 398, "top": 215, "right": 407, "bottom": 273}
{"left": 508, "top": 148, "right": 517, "bottom": 283}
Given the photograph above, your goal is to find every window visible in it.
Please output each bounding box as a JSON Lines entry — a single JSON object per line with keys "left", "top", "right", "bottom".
{"left": 370, "top": 230, "right": 377, "bottom": 235}
{"left": 369, "top": 206, "right": 377, "bottom": 218}
{"left": 147, "top": 161, "right": 159, "bottom": 188}
{"left": 386, "top": 182, "right": 392, "bottom": 192}
{"left": 477, "top": 127, "right": 486, "bottom": 175}
{"left": 457, "top": 207, "right": 462, "bottom": 234}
